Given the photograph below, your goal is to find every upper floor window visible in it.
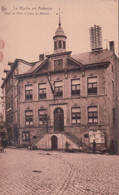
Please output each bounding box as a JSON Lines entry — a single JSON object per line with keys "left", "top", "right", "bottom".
{"left": 71, "top": 79, "right": 80, "bottom": 96}
{"left": 25, "top": 85, "right": 32, "bottom": 100}
{"left": 88, "top": 106, "right": 98, "bottom": 124}
{"left": 54, "top": 81, "right": 63, "bottom": 97}
{"left": 25, "top": 110, "right": 33, "bottom": 126}
{"left": 54, "top": 59, "right": 63, "bottom": 70}
{"left": 38, "top": 109, "right": 47, "bottom": 125}
{"left": 22, "top": 132, "right": 30, "bottom": 141}
{"left": 38, "top": 83, "right": 46, "bottom": 99}
{"left": 72, "top": 107, "right": 81, "bottom": 124}
{"left": 87, "top": 77, "right": 97, "bottom": 95}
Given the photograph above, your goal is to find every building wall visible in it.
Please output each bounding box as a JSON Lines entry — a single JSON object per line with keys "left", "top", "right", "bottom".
{"left": 19, "top": 64, "right": 110, "bottom": 148}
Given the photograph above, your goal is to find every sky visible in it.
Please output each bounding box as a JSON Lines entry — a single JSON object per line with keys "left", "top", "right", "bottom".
{"left": 0, "top": 0, "right": 118, "bottom": 111}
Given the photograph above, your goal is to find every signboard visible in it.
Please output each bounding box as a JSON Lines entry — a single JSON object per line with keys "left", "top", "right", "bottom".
{"left": 89, "top": 130, "right": 105, "bottom": 144}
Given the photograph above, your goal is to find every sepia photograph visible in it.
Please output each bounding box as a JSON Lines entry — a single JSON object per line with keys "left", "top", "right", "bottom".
{"left": 0, "top": 0, "right": 119, "bottom": 194}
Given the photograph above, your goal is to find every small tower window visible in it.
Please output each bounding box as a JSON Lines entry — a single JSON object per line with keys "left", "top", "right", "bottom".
{"left": 54, "top": 41, "right": 57, "bottom": 50}
{"left": 58, "top": 41, "right": 62, "bottom": 48}
{"left": 63, "top": 41, "right": 66, "bottom": 49}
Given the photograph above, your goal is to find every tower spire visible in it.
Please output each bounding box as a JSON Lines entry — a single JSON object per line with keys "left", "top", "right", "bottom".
{"left": 53, "top": 9, "right": 67, "bottom": 53}
{"left": 58, "top": 8, "right": 61, "bottom": 26}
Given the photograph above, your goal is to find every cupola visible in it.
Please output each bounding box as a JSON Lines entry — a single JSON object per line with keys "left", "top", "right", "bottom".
{"left": 53, "top": 10, "right": 67, "bottom": 53}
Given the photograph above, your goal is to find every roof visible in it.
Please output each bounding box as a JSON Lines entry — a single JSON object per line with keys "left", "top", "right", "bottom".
{"left": 26, "top": 60, "right": 46, "bottom": 74}
{"left": 53, "top": 24, "right": 67, "bottom": 39}
{"left": 71, "top": 49, "right": 113, "bottom": 65}
{"left": 1, "top": 58, "right": 33, "bottom": 88}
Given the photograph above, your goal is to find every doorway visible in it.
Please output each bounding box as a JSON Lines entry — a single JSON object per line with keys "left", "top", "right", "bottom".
{"left": 51, "top": 135, "right": 58, "bottom": 150}
{"left": 54, "top": 108, "right": 64, "bottom": 132}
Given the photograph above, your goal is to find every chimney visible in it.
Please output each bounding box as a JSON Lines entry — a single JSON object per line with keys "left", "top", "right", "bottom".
{"left": 39, "top": 54, "right": 44, "bottom": 61}
{"left": 109, "top": 41, "right": 115, "bottom": 53}
{"left": 89, "top": 25, "right": 103, "bottom": 51}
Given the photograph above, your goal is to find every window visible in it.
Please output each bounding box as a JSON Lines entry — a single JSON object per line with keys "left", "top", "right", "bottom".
{"left": 58, "top": 41, "right": 62, "bottom": 48}
{"left": 84, "top": 134, "right": 89, "bottom": 138}
{"left": 54, "top": 59, "right": 63, "bottom": 70}
{"left": 71, "top": 79, "right": 80, "bottom": 96}
{"left": 63, "top": 41, "right": 66, "bottom": 49}
{"left": 38, "top": 83, "right": 46, "bottom": 99}
{"left": 54, "top": 81, "right": 63, "bottom": 97}
{"left": 87, "top": 77, "right": 97, "bottom": 95}
{"left": 54, "top": 41, "right": 57, "bottom": 50}
{"left": 25, "top": 110, "right": 33, "bottom": 126}
{"left": 22, "top": 132, "right": 30, "bottom": 141}
{"left": 25, "top": 85, "right": 32, "bottom": 100}
{"left": 39, "top": 109, "right": 47, "bottom": 125}
{"left": 72, "top": 107, "right": 81, "bottom": 124}
{"left": 88, "top": 106, "right": 98, "bottom": 124}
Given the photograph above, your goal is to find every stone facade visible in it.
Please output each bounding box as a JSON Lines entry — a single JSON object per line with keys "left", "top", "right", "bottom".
{"left": 1, "top": 23, "right": 119, "bottom": 153}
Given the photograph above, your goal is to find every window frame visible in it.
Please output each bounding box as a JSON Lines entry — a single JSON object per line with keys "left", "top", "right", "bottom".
{"left": 88, "top": 106, "right": 98, "bottom": 124}
{"left": 71, "top": 78, "right": 80, "bottom": 96}
{"left": 25, "top": 110, "right": 33, "bottom": 126}
{"left": 38, "top": 83, "right": 46, "bottom": 99}
{"left": 38, "top": 109, "right": 47, "bottom": 125}
{"left": 22, "top": 131, "right": 30, "bottom": 141}
{"left": 25, "top": 84, "right": 33, "bottom": 100}
{"left": 54, "top": 81, "right": 63, "bottom": 98}
{"left": 87, "top": 76, "right": 97, "bottom": 95}
{"left": 71, "top": 107, "right": 81, "bottom": 124}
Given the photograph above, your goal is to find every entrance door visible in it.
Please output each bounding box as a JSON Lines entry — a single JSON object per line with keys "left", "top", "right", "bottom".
{"left": 54, "top": 108, "right": 64, "bottom": 132}
{"left": 51, "top": 135, "right": 58, "bottom": 150}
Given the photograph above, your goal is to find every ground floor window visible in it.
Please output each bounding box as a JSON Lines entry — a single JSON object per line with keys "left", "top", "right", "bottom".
{"left": 22, "top": 132, "right": 30, "bottom": 141}
{"left": 88, "top": 106, "right": 98, "bottom": 124}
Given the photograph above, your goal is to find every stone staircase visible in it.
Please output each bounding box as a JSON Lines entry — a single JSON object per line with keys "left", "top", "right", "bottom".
{"left": 64, "top": 131, "right": 82, "bottom": 147}
{"left": 32, "top": 130, "right": 92, "bottom": 152}
{"left": 64, "top": 131, "right": 92, "bottom": 152}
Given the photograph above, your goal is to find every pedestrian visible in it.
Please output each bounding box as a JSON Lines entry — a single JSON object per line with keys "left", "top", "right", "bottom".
{"left": 93, "top": 140, "right": 96, "bottom": 153}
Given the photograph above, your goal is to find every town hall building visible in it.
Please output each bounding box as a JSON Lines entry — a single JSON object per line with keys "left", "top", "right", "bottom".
{"left": 1, "top": 19, "right": 119, "bottom": 154}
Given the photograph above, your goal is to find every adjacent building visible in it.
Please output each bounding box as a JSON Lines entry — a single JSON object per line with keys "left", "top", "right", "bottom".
{"left": 1, "top": 22, "right": 119, "bottom": 154}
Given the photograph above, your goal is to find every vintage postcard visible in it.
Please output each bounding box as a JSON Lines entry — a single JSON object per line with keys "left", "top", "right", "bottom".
{"left": 0, "top": 0, "right": 119, "bottom": 194}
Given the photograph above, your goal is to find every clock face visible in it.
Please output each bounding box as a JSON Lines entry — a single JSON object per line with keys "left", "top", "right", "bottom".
{"left": 0, "top": 40, "right": 5, "bottom": 49}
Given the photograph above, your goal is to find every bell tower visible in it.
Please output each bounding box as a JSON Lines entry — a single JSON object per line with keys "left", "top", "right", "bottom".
{"left": 53, "top": 9, "right": 67, "bottom": 53}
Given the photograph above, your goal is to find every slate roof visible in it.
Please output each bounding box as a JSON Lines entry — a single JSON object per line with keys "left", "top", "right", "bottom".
{"left": 71, "top": 49, "right": 113, "bottom": 65}
{"left": 15, "top": 49, "right": 114, "bottom": 78}
{"left": 26, "top": 60, "right": 46, "bottom": 74}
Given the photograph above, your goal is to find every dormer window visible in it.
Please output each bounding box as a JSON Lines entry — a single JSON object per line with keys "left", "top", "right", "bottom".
{"left": 54, "top": 59, "right": 63, "bottom": 70}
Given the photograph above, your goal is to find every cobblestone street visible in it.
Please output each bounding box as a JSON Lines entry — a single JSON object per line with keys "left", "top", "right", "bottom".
{"left": 0, "top": 148, "right": 119, "bottom": 195}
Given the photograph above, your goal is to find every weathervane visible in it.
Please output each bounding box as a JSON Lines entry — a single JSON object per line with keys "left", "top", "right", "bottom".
{"left": 56, "top": 8, "right": 63, "bottom": 26}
